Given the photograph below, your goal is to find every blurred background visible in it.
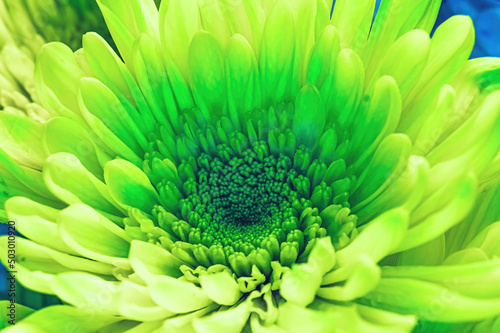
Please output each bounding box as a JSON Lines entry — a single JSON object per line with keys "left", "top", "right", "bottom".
{"left": 436, "top": 0, "right": 500, "bottom": 57}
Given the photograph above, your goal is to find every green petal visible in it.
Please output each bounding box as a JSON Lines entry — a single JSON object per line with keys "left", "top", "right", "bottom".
{"left": 337, "top": 208, "right": 409, "bottom": 264}
{"left": 331, "top": 0, "right": 375, "bottom": 50}
{"left": 321, "top": 48, "right": 365, "bottom": 127}
{"left": 199, "top": 270, "right": 242, "bottom": 306}
{"left": 288, "top": 0, "right": 317, "bottom": 88}
{"left": 0, "top": 237, "right": 113, "bottom": 294}
{"left": 250, "top": 314, "right": 287, "bottom": 333}
{"left": 79, "top": 77, "right": 148, "bottom": 154}
{"left": 363, "top": 278, "right": 500, "bottom": 322}
{"left": 159, "top": 0, "right": 199, "bottom": 78}
{"left": 277, "top": 301, "right": 413, "bottom": 333}
{"left": 306, "top": 25, "right": 340, "bottom": 90}
{"left": 82, "top": 32, "right": 137, "bottom": 109}
{"left": 0, "top": 301, "right": 34, "bottom": 330}
{"left": 131, "top": 34, "right": 173, "bottom": 130}
{"left": 58, "top": 204, "right": 131, "bottom": 263}
{"left": 466, "top": 221, "right": 500, "bottom": 258}
{"left": 193, "top": 302, "right": 250, "bottom": 333}
{"left": 104, "top": 158, "right": 159, "bottom": 212}
{"left": 5, "top": 197, "right": 75, "bottom": 254}
{"left": 44, "top": 117, "right": 109, "bottom": 177}
{"left": 426, "top": 90, "right": 500, "bottom": 169}
{"left": 369, "top": 30, "right": 430, "bottom": 99}
{"left": 412, "top": 85, "right": 456, "bottom": 156}
{"left": 396, "top": 173, "right": 477, "bottom": 252}
{"left": 280, "top": 262, "right": 322, "bottom": 306}
{"left": 0, "top": 149, "right": 60, "bottom": 206}
{"left": 128, "top": 240, "right": 183, "bottom": 283}
{"left": 307, "top": 237, "right": 336, "bottom": 275}
{"left": 362, "top": 0, "right": 440, "bottom": 79}
{"left": 225, "top": 33, "right": 262, "bottom": 128}
{"left": 382, "top": 259, "right": 500, "bottom": 298}
{"left": 198, "top": 0, "right": 233, "bottom": 47}
{"left": 77, "top": 81, "right": 142, "bottom": 166}
{"left": 349, "top": 75, "right": 402, "bottom": 167}
{"left": 292, "top": 84, "right": 325, "bottom": 148}
{"left": 1, "top": 305, "right": 117, "bottom": 333}
{"left": 160, "top": 305, "right": 218, "bottom": 333}
{"left": 319, "top": 255, "right": 380, "bottom": 301}
{"left": 98, "top": 0, "right": 159, "bottom": 46}
{"left": 280, "top": 238, "right": 335, "bottom": 306}
{"left": 51, "top": 272, "right": 120, "bottom": 315}
{"left": 118, "top": 281, "right": 174, "bottom": 321}
{"left": 355, "top": 156, "right": 429, "bottom": 223}
{"left": 34, "top": 42, "right": 84, "bottom": 119}
{"left": 260, "top": 0, "right": 295, "bottom": 105}
{"left": 0, "top": 44, "right": 35, "bottom": 95}
{"left": 396, "top": 234, "right": 445, "bottom": 266}
{"left": 215, "top": 1, "right": 265, "bottom": 53}
{"left": 148, "top": 276, "right": 213, "bottom": 313}
{"left": 43, "top": 153, "right": 123, "bottom": 216}
{"left": 352, "top": 134, "right": 412, "bottom": 205}
{"left": 188, "top": 31, "right": 226, "bottom": 121}
{"left": 0, "top": 113, "right": 46, "bottom": 168}
{"left": 400, "top": 15, "right": 474, "bottom": 136}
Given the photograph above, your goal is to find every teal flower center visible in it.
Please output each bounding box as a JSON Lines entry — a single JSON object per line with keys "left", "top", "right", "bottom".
{"left": 139, "top": 102, "right": 360, "bottom": 279}
{"left": 189, "top": 149, "right": 296, "bottom": 244}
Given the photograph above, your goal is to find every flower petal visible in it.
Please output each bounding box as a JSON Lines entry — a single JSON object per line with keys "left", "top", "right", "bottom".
{"left": 43, "top": 153, "right": 123, "bottom": 216}
{"left": 319, "top": 255, "right": 380, "bottom": 301}
{"left": 363, "top": 277, "right": 500, "bottom": 322}
{"left": 35, "top": 42, "right": 85, "bottom": 118}
{"left": 44, "top": 117, "right": 109, "bottom": 177}
{"left": 225, "top": 33, "right": 262, "bottom": 127}
{"left": 401, "top": 15, "right": 474, "bottom": 136}
{"left": 396, "top": 173, "right": 477, "bottom": 252}
{"left": 1, "top": 305, "right": 118, "bottom": 333}
{"left": 0, "top": 237, "right": 113, "bottom": 294}
{"left": 128, "top": 240, "right": 183, "bottom": 283}
{"left": 104, "top": 158, "right": 160, "bottom": 212}
{"left": 382, "top": 259, "right": 500, "bottom": 299}
{"left": 119, "top": 281, "right": 174, "bottom": 321}
{"left": 200, "top": 270, "right": 242, "bottom": 306}
{"left": 331, "top": 0, "right": 375, "bottom": 50}
{"left": 189, "top": 31, "right": 226, "bottom": 121}
{"left": 193, "top": 302, "right": 250, "bottom": 333}
{"left": 5, "top": 197, "right": 75, "bottom": 254}
{"left": 159, "top": 0, "right": 199, "bottom": 77}
{"left": 51, "top": 272, "right": 121, "bottom": 315}
{"left": 292, "top": 84, "right": 325, "bottom": 148}
{"left": 148, "top": 276, "right": 213, "bottom": 313}
{"left": 260, "top": 0, "right": 295, "bottom": 105}
{"left": 58, "top": 203, "right": 131, "bottom": 263}
{"left": 0, "top": 113, "right": 46, "bottom": 168}
{"left": 337, "top": 208, "right": 409, "bottom": 264}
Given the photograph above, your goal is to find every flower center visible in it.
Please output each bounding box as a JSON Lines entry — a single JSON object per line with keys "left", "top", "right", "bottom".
{"left": 135, "top": 104, "right": 359, "bottom": 280}
{"left": 185, "top": 147, "right": 297, "bottom": 247}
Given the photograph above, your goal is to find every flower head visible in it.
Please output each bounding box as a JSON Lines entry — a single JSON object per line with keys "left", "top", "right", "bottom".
{"left": 1, "top": 0, "right": 500, "bottom": 332}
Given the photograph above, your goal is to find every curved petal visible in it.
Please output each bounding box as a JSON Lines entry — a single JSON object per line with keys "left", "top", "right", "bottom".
{"left": 58, "top": 204, "right": 131, "bottom": 263}
{"left": 148, "top": 275, "right": 213, "bottom": 313}
{"left": 104, "top": 158, "right": 160, "bottom": 212}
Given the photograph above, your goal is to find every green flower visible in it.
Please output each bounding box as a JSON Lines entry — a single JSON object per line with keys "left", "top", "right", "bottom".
{"left": 1, "top": 0, "right": 500, "bottom": 332}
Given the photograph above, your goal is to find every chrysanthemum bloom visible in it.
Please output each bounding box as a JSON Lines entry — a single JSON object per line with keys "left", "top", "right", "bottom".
{"left": 1, "top": 0, "right": 500, "bottom": 332}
